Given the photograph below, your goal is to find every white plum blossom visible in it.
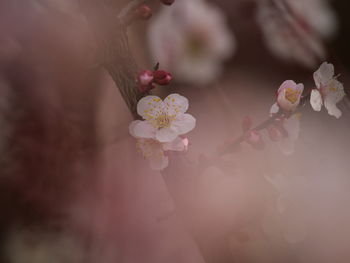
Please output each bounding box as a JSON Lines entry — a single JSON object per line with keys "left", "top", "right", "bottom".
{"left": 310, "top": 62, "right": 346, "bottom": 118}
{"left": 270, "top": 80, "right": 304, "bottom": 113}
{"left": 129, "top": 94, "right": 194, "bottom": 170}
{"left": 130, "top": 94, "right": 196, "bottom": 143}
{"left": 148, "top": 0, "right": 235, "bottom": 85}
{"left": 129, "top": 120, "right": 187, "bottom": 170}
{"left": 256, "top": 0, "right": 337, "bottom": 68}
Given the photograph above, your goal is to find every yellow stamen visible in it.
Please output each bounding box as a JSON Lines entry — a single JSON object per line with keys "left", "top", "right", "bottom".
{"left": 285, "top": 88, "right": 301, "bottom": 104}
{"left": 155, "top": 114, "right": 175, "bottom": 129}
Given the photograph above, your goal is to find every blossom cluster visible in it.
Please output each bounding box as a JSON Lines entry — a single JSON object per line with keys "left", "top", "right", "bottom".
{"left": 243, "top": 62, "right": 345, "bottom": 154}
{"left": 147, "top": 0, "right": 338, "bottom": 87}
{"left": 129, "top": 94, "right": 195, "bottom": 170}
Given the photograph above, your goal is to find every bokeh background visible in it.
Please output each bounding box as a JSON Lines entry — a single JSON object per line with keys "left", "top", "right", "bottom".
{"left": 0, "top": 0, "right": 350, "bottom": 262}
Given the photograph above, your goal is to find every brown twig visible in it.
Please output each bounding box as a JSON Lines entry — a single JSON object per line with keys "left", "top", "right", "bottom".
{"left": 219, "top": 93, "right": 311, "bottom": 155}
{"left": 81, "top": 0, "right": 153, "bottom": 119}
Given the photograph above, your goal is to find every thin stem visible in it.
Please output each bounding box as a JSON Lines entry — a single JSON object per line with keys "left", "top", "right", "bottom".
{"left": 82, "top": 0, "right": 150, "bottom": 119}
{"left": 220, "top": 93, "right": 311, "bottom": 155}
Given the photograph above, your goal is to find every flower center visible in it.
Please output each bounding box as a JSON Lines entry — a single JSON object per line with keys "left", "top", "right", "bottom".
{"left": 186, "top": 30, "right": 208, "bottom": 57}
{"left": 285, "top": 88, "right": 301, "bottom": 104}
{"left": 328, "top": 81, "right": 339, "bottom": 92}
{"left": 155, "top": 114, "right": 174, "bottom": 129}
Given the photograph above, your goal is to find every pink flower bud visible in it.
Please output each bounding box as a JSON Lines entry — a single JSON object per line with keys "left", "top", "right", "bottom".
{"left": 241, "top": 116, "right": 253, "bottom": 132}
{"left": 245, "top": 130, "right": 265, "bottom": 150}
{"left": 160, "top": 0, "right": 175, "bottom": 5}
{"left": 153, "top": 70, "right": 172, "bottom": 86}
{"left": 137, "top": 70, "right": 155, "bottom": 93}
{"left": 182, "top": 137, "right": 189, "bottom": 151}
{"left": 138, "top": 70, "right": 154, "bottom": 86}
{"left": 135, "top": 5, "right": 153, "bottom": 20}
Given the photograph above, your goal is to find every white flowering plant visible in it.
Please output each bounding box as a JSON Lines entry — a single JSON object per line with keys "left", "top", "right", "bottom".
{"left": 95, "top": 0, "right": 347, "bottom": 171}
{"left": 2, "top": 1, "right": 350, "bottom": 263}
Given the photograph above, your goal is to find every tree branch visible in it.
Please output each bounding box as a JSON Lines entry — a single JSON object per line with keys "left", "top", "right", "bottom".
{"left": 81, "top": 0, "right": 151, "bottom": 119}
{"left": 219, "top": 94, "right": 311, "bottom": 155}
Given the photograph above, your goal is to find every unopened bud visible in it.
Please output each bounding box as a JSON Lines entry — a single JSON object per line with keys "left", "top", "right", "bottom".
{"left": 137, "top": 70, "right": 155, "bottom": 93}
{"left": 182, "top": 137, "right": 189, "bottom": 151}
{"left": 245, "top": 130, "right": 265, "bottom": 150}
{"left": 135, "top": 5, "right": 152, "bottom": 20}
{"left": 153, "top": 70, "right": 172, "bottom": 86}
{"left": 138, "top": 70, "right": 154, "bottom": 86}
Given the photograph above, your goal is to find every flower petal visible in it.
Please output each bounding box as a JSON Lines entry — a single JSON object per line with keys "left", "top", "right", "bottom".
{"left": 278, "top": 80, "right": 297, "bottom": 94}
{"left": 172, "top": 113, "right": 196, "bottom": 135}
{"left": 313, "top": 62, "right": 334, "bottom": 88}
{"left": 270, "top": 103, "right": 280, "bottom": 115}
{"left": 137, "top": 95, "right": 163, "bottom": 119}
{"left": 155, "top": 127, "right": 178, "bottom": 142}
{"left": 129, "top": 120, "right": 141, "bottom": 138}
{"left": 277, "top": 81, "right": 303, "bottom": 112}
{"left": 163, "top": 93, "right": 189, "bottom": 116}
{"left": 149, "top": 155, "right": 169, "bottom": 171}
{"left": 132, "top": 121, "right": 156, "bottom": 139}
{"left": 163, "top": 137, "right": 185, "bottom": 151}
{"left": 323, "top": 80, "right": 345, "bottom": 118}
{"left": 324, "top": 102, "right": 342, "bottom": 119}
{"left": 310, "top": 89, "right": 323, "bottom": 112}
{"left": 279, "top": 138, "right": 296, "bottom": 155}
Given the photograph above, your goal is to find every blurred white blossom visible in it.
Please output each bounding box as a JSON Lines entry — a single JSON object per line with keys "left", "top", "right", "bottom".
{"left": 130, "top": 121, "right": 187, "bottom": 170}
{"left": 148, "top": 0, "right": 235, "bottom": 85}
{"left": 310, "top": 62, "right": 346, "bottom": 118}
{"left": 130, "top": 94, "right": 195, "bottom": 143}
{"left": 256, "top": 0, "right": 337, "bottom": 68}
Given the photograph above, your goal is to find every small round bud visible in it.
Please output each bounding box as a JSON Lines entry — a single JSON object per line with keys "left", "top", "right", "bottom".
{"left": 135, "top": 4, "right": 153, "bottom": 20}
{"left": 137, "top": 70, "right": 155, "bottom": 93}
{"left": 245, "top": 130, "right": 265, "bottom": 150}
{"left": 160, "top": 0, "right": 175, "bottom": 6}
{"left": 138, "top": 70, "right": 154, "bottom": 86}
{"left": 182, "top": 137, "right": 189, "bottom": 151}
{"left": 153, "top": 70, "right": 172, "bottom": 86}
